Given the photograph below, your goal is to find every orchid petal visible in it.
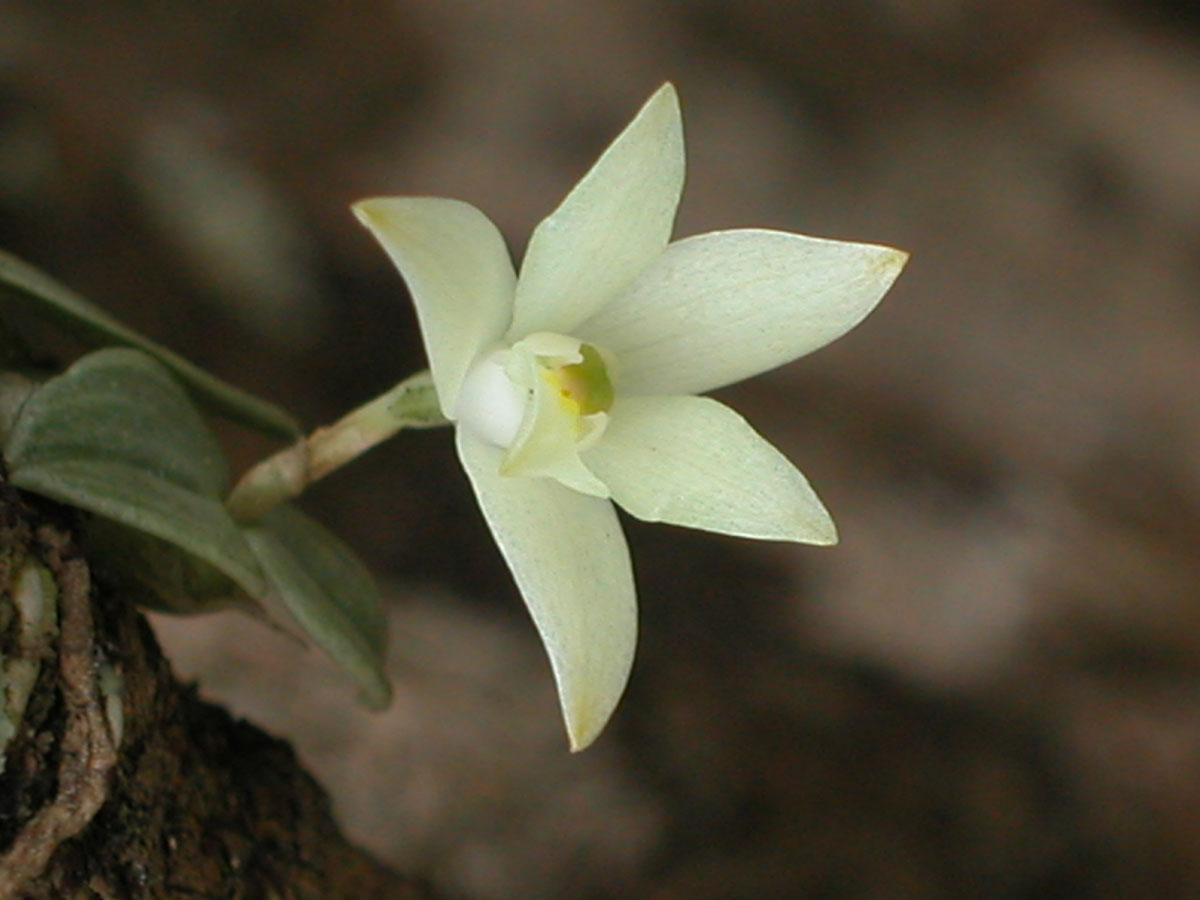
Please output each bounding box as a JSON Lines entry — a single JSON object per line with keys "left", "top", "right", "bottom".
{"left": 581, "top": 229, "right": 907, "bottom": 396}
{"left": 585, "top": 395, "right": 837, "bottom": 544}
{"left": 354, "top": 197, "right": 515, "bottom": 416}
{"left": 508, "top": 83, "right": 685, "bottom": 339}
{"left": 456, "top": 430, "right": 636, "bottom": 751}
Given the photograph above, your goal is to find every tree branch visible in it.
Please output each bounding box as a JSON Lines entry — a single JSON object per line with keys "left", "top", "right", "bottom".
{"left": 0, "top": 477, "right": 435, "bottom": 899}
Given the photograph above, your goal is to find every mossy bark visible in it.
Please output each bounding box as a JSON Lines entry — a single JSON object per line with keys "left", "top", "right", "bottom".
{"left": 0, "top": 478, "right": 431, "bottom": 900}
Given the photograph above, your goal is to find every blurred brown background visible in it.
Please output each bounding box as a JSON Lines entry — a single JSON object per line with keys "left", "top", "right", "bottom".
{"left": 4, "top": 0, "right": 1200, "bottom": 897}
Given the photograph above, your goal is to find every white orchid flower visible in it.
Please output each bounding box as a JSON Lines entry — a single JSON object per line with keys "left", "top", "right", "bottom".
{"left": 353, "top": 83, "right": 907, "bottom": 750}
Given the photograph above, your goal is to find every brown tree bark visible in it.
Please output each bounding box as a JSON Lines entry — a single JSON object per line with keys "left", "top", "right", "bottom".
{"left": 0, "top": 477, "right": 434, "bottom": 900}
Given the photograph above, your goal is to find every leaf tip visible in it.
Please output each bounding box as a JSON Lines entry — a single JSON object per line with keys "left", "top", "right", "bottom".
{"left": 359, "top": 676, "right": 394, "bottom": 711}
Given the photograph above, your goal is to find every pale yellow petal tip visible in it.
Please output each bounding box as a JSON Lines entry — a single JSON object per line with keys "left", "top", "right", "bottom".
{"left": 649, "top": 80, "right": 679, "bottom": 108}
{"left": 788, "top": 500, "right": 839, "bottom": 547}
{"left": 350, "top": 197, "right": 386, "bottom": 226}
{"left": 814, "top": 504, "right": 840, "bottom": 546}
{"left": 351, "top": 196, "right": 427, "bottom": 231}
{"left": 560, "top": 676, "right": 625, "bottom": 752}
{"left": 879, "top": 246, "right": 911, "bottom": 282}
{"left": 782, "top": 515, "right": 838, "bottom": 547}
{"left": 812, "top": 519, "right": 840, "bottom": 547}
{"left": 564, "top": 704, "right": 613, "bottom": 753}
{"left": 628, "top": 82, "right": 681, "bottom": 139}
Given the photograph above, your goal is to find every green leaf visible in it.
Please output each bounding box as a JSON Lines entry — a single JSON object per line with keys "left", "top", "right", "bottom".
{"left": 4, "top": 346, "right": 391, "bottom": 707}
{"left": 5, "top": 348, "right": 266, "bottom": 597}
{"left": 83, "top": 517, "right": 254, "bottom": 615}
{"left": 0, "top": 311, "right": 32, "bottom": 369}
{"left": 0, "top": 372, "right": 37, "bottom": 447}
{"left": 245, "top": 505, "right": 391, "bottom": 708}
{"left": 0, "top": 249, "right": 299, "bottom": 440}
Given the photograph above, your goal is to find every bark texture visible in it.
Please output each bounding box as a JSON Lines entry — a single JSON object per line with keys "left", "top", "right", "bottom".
{"left": 0, "top": 479, "right": 430, "bottom": 900}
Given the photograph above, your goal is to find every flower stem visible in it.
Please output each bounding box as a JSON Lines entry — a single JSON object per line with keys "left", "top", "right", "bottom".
{"left": 226, "top": 369, "right": 447, "bottom": 522}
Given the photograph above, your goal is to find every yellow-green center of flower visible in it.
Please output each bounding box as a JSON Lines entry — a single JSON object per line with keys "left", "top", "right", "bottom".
{"left": 454, "top": 333, "right": 615, "bottom": 497}
{"left": 549, "top": 343, "right": 614, "bottom": 417}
